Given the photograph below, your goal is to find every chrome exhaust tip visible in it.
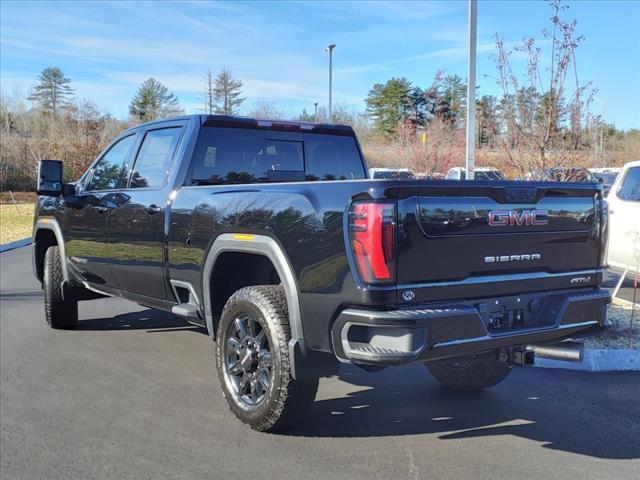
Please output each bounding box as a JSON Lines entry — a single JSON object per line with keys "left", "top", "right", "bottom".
{"left": 525, "top": 341, "right": 584, "bottom": 363}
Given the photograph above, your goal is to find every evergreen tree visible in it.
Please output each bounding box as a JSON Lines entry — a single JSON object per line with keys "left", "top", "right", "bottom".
{"left": 129, "top": 78, "right": 182, "bottom": 122}
{"left": 515, "top": 86, "right": 539, "bottom": 132}
{"left": 497, "top": 93, "right": 517, "bottom": 149}
{"left": 365, "top": 77, "right": 414, "bottom": 137}
{"left": 477, "top": 95, "right": 498, "bottom": 148}
{"left": 435, "top": 75, "right": 467, "bottom": 125}
{"left": 213, "top": 68, "right": 245, "bottom": 115}
{"left": 28, "top": 67, "right": 75, "bottom": 116}
{"left": 407, "top": 86, "right": 428, "bottom": 127}
{"left": 536, "top": 89, "right": 565, "bottom": 135}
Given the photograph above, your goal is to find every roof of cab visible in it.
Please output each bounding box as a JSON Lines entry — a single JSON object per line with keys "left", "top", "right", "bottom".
{"left": 123, "top": 114, "right": 355, "bottom": 136}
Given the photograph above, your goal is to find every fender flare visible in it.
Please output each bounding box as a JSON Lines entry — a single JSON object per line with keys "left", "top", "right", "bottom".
{"left": 32, "top": 218, "right": 69, "bottom": 283}
{"left": 201, "top": 233, "right": 303, "bottom": 345}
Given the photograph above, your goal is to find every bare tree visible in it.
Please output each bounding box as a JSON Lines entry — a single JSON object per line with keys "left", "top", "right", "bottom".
{"left": 489, "top": 0, "right": 595, "bottom": 178}
{"left": 204, "top": 70, "right": 215, "bottom": 114}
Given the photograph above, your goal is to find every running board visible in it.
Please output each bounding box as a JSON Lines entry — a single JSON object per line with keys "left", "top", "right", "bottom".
{"left": 169, "top": 280, "right": 202, "bottom": 320}
{"left": 171, "top": 303, "right": 201, "bottom": 320}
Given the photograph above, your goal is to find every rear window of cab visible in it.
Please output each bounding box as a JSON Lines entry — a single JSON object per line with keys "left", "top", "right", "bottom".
{"left": 189, "top": 127, "right": 366, "bottom": 184}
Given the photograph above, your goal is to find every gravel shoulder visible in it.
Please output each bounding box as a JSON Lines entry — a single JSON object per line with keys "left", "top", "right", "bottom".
{"left": 583, "top": 302, "right": 639, "bottom": 350}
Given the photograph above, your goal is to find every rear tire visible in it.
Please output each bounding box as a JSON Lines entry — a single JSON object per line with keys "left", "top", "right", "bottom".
{"left": 215, "top": 285, "right": 318, "bottom": 432}
{"left": 43, "top": 246, "right": 78, "bottom": 329}
{"left": 425, "top": 355, "right": 510, "bottom": 391}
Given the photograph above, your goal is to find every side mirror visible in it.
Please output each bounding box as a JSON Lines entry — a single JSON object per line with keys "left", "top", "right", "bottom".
{"left": 37, "top": 160, "right": 63, "bottom": 196}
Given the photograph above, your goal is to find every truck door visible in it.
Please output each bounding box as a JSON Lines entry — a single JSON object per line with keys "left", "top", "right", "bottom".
{"left": 107, "top": 125, "right": 184, "bottom": 300}
{"left": 64, "top": 133, "right": 138, "bottom": 287}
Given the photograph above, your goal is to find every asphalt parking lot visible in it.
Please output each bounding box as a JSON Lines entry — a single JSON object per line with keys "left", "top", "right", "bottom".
{"left": 1, "top": 246, "right": 639, "bottom": 480}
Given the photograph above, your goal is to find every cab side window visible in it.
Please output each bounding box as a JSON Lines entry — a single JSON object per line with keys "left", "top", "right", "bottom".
{"left": 129, "top": 127, "right": 182, "bottom": 189}
{"left": 86, "top": 135, "right": 136, "bottom": 191}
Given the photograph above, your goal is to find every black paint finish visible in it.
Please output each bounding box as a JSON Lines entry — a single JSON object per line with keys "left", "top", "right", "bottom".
{"left": 33, "top": 114, "right": 609, "bottom": 364}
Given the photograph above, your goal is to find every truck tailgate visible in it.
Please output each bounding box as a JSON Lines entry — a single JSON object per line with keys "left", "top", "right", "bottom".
{"left": 396, "top": 181, "right": 604, "bottom": 302}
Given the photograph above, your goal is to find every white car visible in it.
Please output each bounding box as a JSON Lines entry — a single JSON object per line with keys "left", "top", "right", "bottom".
{"left": 445, "top": 167, "right": 506, "bottom": 180}
{"left": 369, "top": 167, "right": 417, "bottom": 179}
{"left": 607, "top": 160, "right": 640, "bottom": 277}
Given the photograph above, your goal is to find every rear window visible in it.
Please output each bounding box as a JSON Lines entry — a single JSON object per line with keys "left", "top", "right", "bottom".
{"left": 304, "top": 134, "right": 365, "bottom": 181}
{"left": 617, "top": 167, "right": 640, "bottom": 202}
{"left": 189, "top": 127, "right": 365, "bottom": 184}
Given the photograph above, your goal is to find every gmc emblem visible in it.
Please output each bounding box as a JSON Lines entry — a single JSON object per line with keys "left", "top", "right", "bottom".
{"left": 488, "top": 209, "right": 548, "bottom": 227}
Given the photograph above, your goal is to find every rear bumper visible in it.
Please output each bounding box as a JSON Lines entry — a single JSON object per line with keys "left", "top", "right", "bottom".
{"left": 331, "top": 288, "right": 611, "bottom": 365}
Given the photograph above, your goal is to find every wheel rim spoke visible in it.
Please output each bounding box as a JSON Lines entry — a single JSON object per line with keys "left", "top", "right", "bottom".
{"left": 228, "top": 360, "right": 243, "bottom": 376}
{"left": 247, "top": 318, "right": 257, "bottom": 337}
{"left": 234, "top": 317, "right": 248, "bottom": 340}
{"left": 227, "top": 336, "right": 240, "bottom": 353}
{"left": 259, "top": 351, "right": 272, "bottom": 369}
{"left": 239, "top": 373, "right": 250, "bottom": 394}
{"left": 250, "top": 379, "right": 259, "bottom": 403}
{"left": 258, "top": 368, "right": 271, "bottom": 390}
{"left": 254, "top": 329, "right": 265, "bottom": 347}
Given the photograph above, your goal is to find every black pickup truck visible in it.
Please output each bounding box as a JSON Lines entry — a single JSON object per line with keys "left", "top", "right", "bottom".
{"left": 33, "top": 115, "right": 610, "bottom": 431}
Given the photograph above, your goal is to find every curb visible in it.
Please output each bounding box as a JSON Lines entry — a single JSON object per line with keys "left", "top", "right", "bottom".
{"left": 0, "top": 237, "right": 32, "bottom": 253}
{"left": 612, "top": 297, "right": 639, "bottom": 307}
{"left": 534, "top": 348, "right": 640, "bottom": 372}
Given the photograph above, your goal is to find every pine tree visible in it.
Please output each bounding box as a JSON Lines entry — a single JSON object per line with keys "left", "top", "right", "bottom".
{"left": 536, "top": 89, "right": 565, "bottom": 135}
{"left": 28, "top": 67, "right": 75, "bottom": 116}
{"left": 365, "top": 77, "right": 414, "bottom": 137}
{"left": 435, "top": 75, "right": 467, "bottom": 126}
{"left": 213, "top": 68, "right": 245, "bottom": 115}
{"left": 128, "top": 78, "right": 182, "bottom": 122}
{"left": 477, "top": 95, "right": 498, "bottom": 148}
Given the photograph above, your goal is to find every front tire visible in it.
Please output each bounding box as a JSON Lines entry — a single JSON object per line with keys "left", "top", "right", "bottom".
{"left": 215, "top": 285, "right": 318, "bottom": 432}
{"left": 425, "top": 355, "right": 510, "bottom": 391}
{"left": 43, "top": 246, "right": 78, "bottom": 329}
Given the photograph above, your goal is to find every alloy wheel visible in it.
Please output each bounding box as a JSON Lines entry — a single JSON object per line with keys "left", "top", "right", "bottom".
{"left": 223, "top": 313, "right": 273, "bottom": 409}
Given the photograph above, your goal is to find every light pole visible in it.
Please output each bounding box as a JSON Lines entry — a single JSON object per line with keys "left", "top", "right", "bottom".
{"left": 593, "top": 96, "right": 605, "bottom": 167}
{"left": 326, "top": 43, "right": 336, "bottom": 122}
{"left": 314, "top": 102, "right": 319, "bottom": 122}
{"left": 465, "top": 0, "right": 477, "bottom": 180}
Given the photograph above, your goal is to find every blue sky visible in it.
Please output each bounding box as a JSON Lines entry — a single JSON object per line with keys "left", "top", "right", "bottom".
{"left": 1, "top": 0, "right": 639, "bottom": 129}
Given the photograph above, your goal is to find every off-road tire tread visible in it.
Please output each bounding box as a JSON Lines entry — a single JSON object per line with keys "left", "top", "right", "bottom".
{"left": 426, "top": 357, "right": 511, "bottom": 391}
{"left": 215, "top": 285, "right": 318, "bottom": 432}
{"left": 43, "top": 246, "right": 78, "bottom": 329}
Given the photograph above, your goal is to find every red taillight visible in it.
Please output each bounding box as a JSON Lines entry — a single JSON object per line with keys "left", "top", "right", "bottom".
{"left": 349, "top": 201, "right": 396, "bottom": 284}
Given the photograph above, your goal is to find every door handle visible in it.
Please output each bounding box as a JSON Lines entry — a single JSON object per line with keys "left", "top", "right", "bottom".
{"left": 145, "top": 204, "right": 162, "bottom": 215}
{"left": 95, "top": 205, "right": 108, "bottom": 214}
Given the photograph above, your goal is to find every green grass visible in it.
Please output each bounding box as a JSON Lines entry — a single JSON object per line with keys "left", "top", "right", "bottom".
{"left": 0, "top": 203, "right": 34, "bottom": 244}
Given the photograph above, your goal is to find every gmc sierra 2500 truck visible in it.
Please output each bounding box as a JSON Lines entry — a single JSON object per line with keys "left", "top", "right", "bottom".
{"left": 33, "top": 115, "right": 610, "bottom": 431}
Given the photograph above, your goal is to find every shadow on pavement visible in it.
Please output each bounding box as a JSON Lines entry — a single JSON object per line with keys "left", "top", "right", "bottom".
{"left": 75, "top": 308, "right": 207, "bottom": 334}
{"left": 284, "top": 365, "right": 640, "bottom": 460}
{"left": 30, "top": 302, "right": 640, "bottom": 461}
